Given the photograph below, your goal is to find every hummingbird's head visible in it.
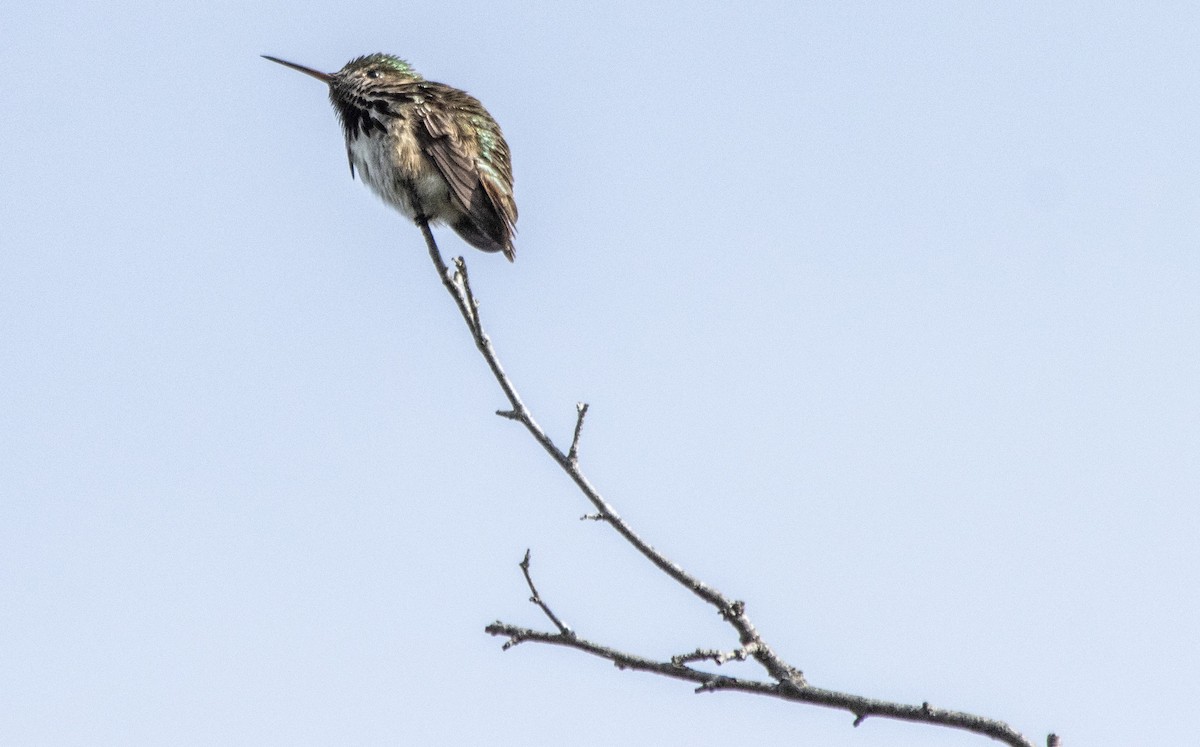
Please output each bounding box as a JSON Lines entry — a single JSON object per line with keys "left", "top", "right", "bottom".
{"left": 263, "top": 53, "right": 426, "bottom": 142}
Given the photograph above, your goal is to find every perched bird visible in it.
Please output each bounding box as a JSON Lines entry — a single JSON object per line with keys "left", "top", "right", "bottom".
{"left": 264, "top": 53, "right": 517, "bottom": 261}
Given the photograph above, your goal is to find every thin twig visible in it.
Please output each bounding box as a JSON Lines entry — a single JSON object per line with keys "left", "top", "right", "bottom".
{"left": 452, "top": 256, "right": 481, "bottom": 334}
{"left": 518, "top": 549, "right": 572, "bottom": 636}
{"left": 672, "top": 645, "right": 757, "bottom": 667}
{"left": 567, "top": 402, "right": 589, "bottom": 465}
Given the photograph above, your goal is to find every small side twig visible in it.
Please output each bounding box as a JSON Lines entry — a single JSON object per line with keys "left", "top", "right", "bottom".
{"left": 518, "top": 549, "right": 572, "bottom": 636}
{"left": 672, "top": 645, "right": 757, "bottom": 667}
{"left": 567, "top": 402, "right": 589, "bottom": 465}
{"left": 452, "top": 256, "right": 481, "bottom": 334}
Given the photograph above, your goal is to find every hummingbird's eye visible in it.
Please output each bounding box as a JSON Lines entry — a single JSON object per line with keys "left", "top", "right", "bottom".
{"left": 366, "top": 69, "right": 382, "bottom": 79}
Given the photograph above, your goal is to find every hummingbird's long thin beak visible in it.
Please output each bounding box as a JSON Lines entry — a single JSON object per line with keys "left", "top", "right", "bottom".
{"left": 262, "top": 55, "right": 334, "bottom": 84}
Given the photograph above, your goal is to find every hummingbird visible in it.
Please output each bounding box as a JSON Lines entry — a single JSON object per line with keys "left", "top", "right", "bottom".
{"left": 264, "top": 53, "right": 517, "bottom": 261}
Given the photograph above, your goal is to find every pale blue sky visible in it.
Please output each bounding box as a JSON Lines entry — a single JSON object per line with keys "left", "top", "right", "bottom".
{"left": 2, "top": 2, "right": 1197, "bottom": 745}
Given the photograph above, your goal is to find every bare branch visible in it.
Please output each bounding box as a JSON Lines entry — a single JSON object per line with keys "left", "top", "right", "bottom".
{"left": 483, "top": 620, "right": 1035, "bottom": 747}
{"left": 411, "top": 217, "right": 1043, "bottom": 747}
